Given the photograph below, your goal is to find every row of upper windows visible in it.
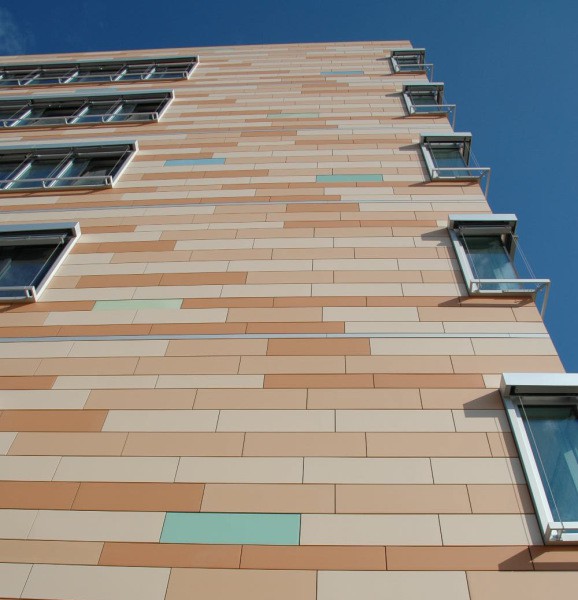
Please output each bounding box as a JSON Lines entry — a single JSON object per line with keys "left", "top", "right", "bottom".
{"left": 0, "top": 56, "right": 198, "bottom": 87}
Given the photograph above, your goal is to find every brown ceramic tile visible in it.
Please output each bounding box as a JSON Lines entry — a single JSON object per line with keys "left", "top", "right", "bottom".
{"left": 161, "top": 272, "right": 247, "bottom": 286}
{"left": 0, "top": 376, "right": 56, "bottom": 389}
{"left": 0, "top": 539, "right": 102, "bottom": 565}
{"left": 267, "top": 338, "right": 370, "bottom": 356}
{"left": 0, "top": 410, "right": 107, "bottom": 432}
{"left": 76, "top": 274, "right": 162, "bottom": 288}
{"left": 100, "top": 542, "right": 241, "bottom": 568}
{"left": 468, "top": 484, "right": 534, "bottom": 513}
{"left": 241, "top": 545, "right": 386, "bottom": 570}
{"left": 374, "top": 374, "right": 485, "bottom": 388}
{"left": 0, "top": 481, "right": 79, "bottom": 509}
{"left": 72, "top": 482, "right": 204, "bottom": 511}
{"left": 530, "top": 546, "right": 578, "bottom": 571}
{"left": 387, "top": 546, "right": 533, "bottom": 570}
{"left": 8, "top": 432, "right": 127, "bottom": 456}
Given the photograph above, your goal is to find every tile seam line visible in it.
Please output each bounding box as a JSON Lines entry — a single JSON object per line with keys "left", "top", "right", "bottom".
{"left": 0, "top": 198, "right": 486, "bottom": 216}
{"left": 0, "top": 332, "right": 550, "bottom": 344}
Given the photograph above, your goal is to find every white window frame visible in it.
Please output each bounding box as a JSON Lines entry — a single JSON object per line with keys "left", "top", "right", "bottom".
{"left": 501, "top": 373, "right": 578, "bottom": 544}
{"left": 402, "top": 83, "right": 456, "bottom": 127}
{"left": 0, "top": 221, "right": 80, "bottom": 302}
{"left": 0, "top": 90, "right": 174, "bottom": 129}
{"left": 420, "top": 132, "right": 491, "bottom": 195}
{"left": 0, "top": 140, "right": 138, "bottom": 191}
{"left": 0, "top": 56, "right": 198, "bottom": 87}
{"left": 448, "top": 213, "right": 550, "bottom": 314}
{"left": 390, "top": 48, "right": 433, "bottom": 78}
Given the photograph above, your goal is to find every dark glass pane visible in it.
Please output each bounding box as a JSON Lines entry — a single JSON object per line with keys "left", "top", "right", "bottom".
{"left": 0, "top": 161, "right": 22, "bottom": 184}
{"left": 72, "top": 67, "right": 120, "bottom": 83}
{"left": 73, "top": 102, "right": 117, "bottom": 124}
{"left": 10, "top": 160, "right": 61, "bottom": 189}
{"left": 19, "top": 104, "right": 80, "bottom": 126}
{"left": 35, "top": 70, "right": 76, "bottom": 85}
{"left": 55, "top": 157, "right": 116, "bottom": 187}
{"left": 0, "top": 242, "right": 61, "bottom": 295}
{"left": 521, "top": 405, "right": 578, "bottom": 522}
{"left": 118, "top": 65, "right": 154, "bottom": 81}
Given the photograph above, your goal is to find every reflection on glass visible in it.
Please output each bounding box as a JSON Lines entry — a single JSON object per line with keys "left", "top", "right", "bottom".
{"left": 521, "top": 405, "right": 578, "bottom": 523}
{"left": 0, "top": 242, "right": 61, "bottom": 296}
{"left": 462, "top": 235, "right": 521, "bottom": 291}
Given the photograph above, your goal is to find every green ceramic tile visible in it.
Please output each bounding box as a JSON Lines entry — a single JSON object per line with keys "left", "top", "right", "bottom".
{"left": 93, "top": 299, "right": 183, "bottom": 311}
{"left": 316, "top": 174, "right": 383, "bottom": 183}
{"left": 161, "top": 512, "right": 300, "bottom": 545}
{"left": 268, "top": 113, "right": 319, "bottom": 118}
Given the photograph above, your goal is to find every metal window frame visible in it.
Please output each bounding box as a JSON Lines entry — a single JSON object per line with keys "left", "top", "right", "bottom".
{"left": 501, "top": 373, "right": 578, "bottom": 544}
{"left": 401, "top": 83, "right": 456, "bottom": 127}
{"left": 448, "top": 213, "right": 550, "bottom": 314}
{"left": 0, "top": 221, "right": 80, "bottom": 302}
{"left": 0, "top": 56, "right": 198, "bottom": 87}
{"left": 0, "top": 90, "right": 174, "bottom": 129}
{"left": 0, "top": 140, "right": 138, "bottom": 191}
{"left": 420, "top": 132, "right": 491, "bottom": 195}
{"left": 390, "top": 48, "right": 434, "bottom": 79}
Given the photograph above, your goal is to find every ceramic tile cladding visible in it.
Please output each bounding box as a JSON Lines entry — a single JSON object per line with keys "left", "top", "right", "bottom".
{"left": 0, "top": 40, "right": 563, "bottom": 600}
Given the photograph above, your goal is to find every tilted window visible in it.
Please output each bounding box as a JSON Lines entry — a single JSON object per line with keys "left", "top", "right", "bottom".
{"left": 390, "top": 49, "right": 432, "bottom": 78}
{"left": 501, "top": 373, "right": 578, "bottom": 543}
{"left": 402, "top": 83, "right": 455, "bottom": 126}
{"left": 0, "top": 56, "right": 197, "bottom": 87}
{"left": 448, "top": 214, "right": 550, "bottom": 313}
{"left": 0, "top": 141, "right": 137, "bottom": 191}
{"left": 420, "top": 133, "right": 491, "bottom": 194}
{"left": 0, "top": 222, "right": 80, "bottom": 302}
{"left": 0, "top": 90, "right": 174, "bottom": 128}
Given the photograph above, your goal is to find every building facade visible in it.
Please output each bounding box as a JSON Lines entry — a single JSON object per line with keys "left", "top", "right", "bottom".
{"left": 0, "top": 41, "right": 577, "bottom": 599}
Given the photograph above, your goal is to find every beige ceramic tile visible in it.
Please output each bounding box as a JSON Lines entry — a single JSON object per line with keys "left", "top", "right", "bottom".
{"left": 176, "top": 457, "right": 303, "bottom": 483}
{"left": 432, "top": 457, "right": 525, "bottom": 484}
{"left": 440, "top": 514, "right": 542, "bottom": 545}
{"left": 103, "top": 410, "right": 219, "bottom": 432}
{"left": 336, "top": 410, "right": 454, "bottom": 432}
{"left": 217, "top": 409, "right": 335, "bottom": 432}
{"left": 54, "top": 457, "right": 179, "bottom": 482}
{"left": 0, "top": 563, "right": 32, "bottom": 598}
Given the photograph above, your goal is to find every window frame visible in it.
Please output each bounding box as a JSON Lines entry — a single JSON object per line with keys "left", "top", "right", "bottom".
{"left": 420, "top": 132, "right": 491, "bottom": 194}
{"left": 448, "top": 213, "right": 550, "bottom": 311}
{"left": 0, "top": 90, "right": 174, "bottom": 129}
{"left": 390, "top": 49, "right": 432, "bottom": 78}
{"left": 0, "top": 56, "right": 198, "bottom": 88}
{"left": 0, "top": 221, "right": 80, "bottom": 302}
{"left": 501, "top": 373, "right": 578, "bottom": 544}
{"left": 402, "top": 83, "right": 456, "bottom": 127}
{"left": 0, "top": 140, "right": 138, "bottom": 191}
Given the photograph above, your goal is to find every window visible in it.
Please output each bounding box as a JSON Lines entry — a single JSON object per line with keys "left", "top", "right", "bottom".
{"left": 402, "top": 83, "right": 456, "bottom": 126}
{"left": 0, "top": 222, "right": 80, "bottom": 302}
{"left": 0, "top": 91, "right": 174, "bottom": 128}
{"left": 420, "top": 133, "right": 491, "bottom": 194}
{"left": 0, "top": 56, "right": 198, "bottom": 87}
{"left": 501, "top": 373, "right": 578, "bottom": 543}
{"left": 448, "top": 214, "right": 550, "bottom": 312}
{"left": 0, "top": 141, "right": 137, "bottom": 191}
{"left": 390, "top": 49, "right": 432, "bottom": 78}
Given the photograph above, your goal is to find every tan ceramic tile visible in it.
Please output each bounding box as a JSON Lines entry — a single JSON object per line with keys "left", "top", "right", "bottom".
{"left": 167, "top": 339, "right": 267, "bottom": 356}
{"left": 28, "top": 509, "right": 165, "bottom": 542}
{"left": 23, "top": 564, "right": 170, "bottom": 600}
{"left": 195, "top": 388, "right": 306, "bottom": 409}
{"left": 346, "top": 355, "right": 453, "bottom": 373}
{"left": 103, "top": 410, "right": 219, "bottom": 432}
{"left": 176, "top": 457, "right": 303, "bottom": 483}
{"left": 440, "top": 514, "right": 542, "bottom": 545}
{"left": 304, "top": 458, "right": 432, "bottom": 484}
{"left": 308, "top": 388, "right": 421, "bottom": 409}
{"left": 317, "top": 571, "right": 469, "bottom": 600}
{"left": 468, "top": 484, "right": 534, "bottom": 513}
{"left": 421, "top": 388, "right": 502, "bottom": 409}
{"left": 123, "top": 432, "right": 244, "bottom": 456}
{"left": 301, "top": 514, "right": 442, "bottom": 546}
{"left": 0, "top": 539, "right": 102, "bottom": 565}
{"left": 336, "top": 409, "right": 454, "bottom": 432}
{"left": 370, "top": 338, "right": 473, "bottom": 355}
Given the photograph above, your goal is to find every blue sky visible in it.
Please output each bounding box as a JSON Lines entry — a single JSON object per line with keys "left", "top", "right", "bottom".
{"left": 1, "top": 0, "right": 577, "bottom": 370}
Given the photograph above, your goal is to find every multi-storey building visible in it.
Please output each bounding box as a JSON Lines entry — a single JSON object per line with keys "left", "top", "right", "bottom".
{"left": 0, "top": 41, "right": 576, "bottom": 599}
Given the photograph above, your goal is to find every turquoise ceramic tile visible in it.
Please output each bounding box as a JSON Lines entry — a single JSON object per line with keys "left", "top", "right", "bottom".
{"left": 164, "top": 158, "right": 225, "bottom": 166}
{"left": 268, "top": 113, "right": 319, "bottom": 119}
{"left": 161, "top": 512, "right": 300, "bottom": 545}
{"left": 93, "top": 299, "right": 182, "bottom": 311}
{"left": 320, "top": 70, "right": 364, "bottom": 75}
{"left": 316, "top": 174, "right": 383, "bottom": 183}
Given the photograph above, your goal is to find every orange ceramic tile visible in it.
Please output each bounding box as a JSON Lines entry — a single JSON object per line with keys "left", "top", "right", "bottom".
{"left": 267, "top": 338, "right": 370, "bottom": 356}
{"left": 0, "top": 481, "right": 79, "bottom": 509}
{"left": 0, "top": 410, "right": 107, "bottom": 432}
{"left": 122, "top": 432, "right": 244, "bottom": 456}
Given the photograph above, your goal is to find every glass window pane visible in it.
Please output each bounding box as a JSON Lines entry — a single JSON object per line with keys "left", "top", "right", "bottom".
{"left": 0, "top": 160, "right": 23, "bottom": 184}
{"left": 0, "top": 242, "right": 61, "bottom": 295}
{"left": 462, "top": 235, "right": 518, "bottom": 291}
{"left": 521, "top": 404, "right": 578, "bottom": 523}
{"left": 55, "top": 157, "right": 116, "bottom": 187}
{"left": 10, "top": 160, "right": 61, "bottom": 189}
{"left": 73, "top": 102, "right": 117, "bottom": 124}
